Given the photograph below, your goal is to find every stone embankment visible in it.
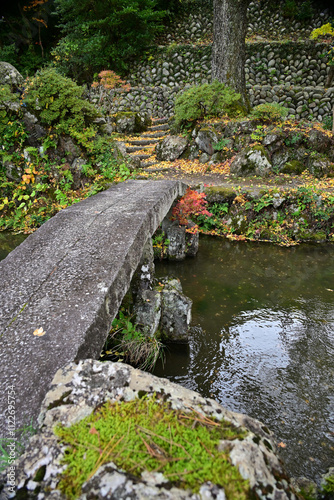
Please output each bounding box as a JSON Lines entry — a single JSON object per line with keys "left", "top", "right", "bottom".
{"left": 88, "top": 0, "right": 334, "bottom": 121}
{"left": 159, "top": 0, "right": 331, "bottom": 45}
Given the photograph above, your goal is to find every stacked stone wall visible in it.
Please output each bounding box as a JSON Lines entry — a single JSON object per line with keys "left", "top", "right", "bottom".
{"left": 88, "top": 0, "right": 334, "bottom": 121}
{"left": 160, "top": 0, "right": 332, "bottom": 44}
{"left": 128, "top": 42, "right": 330, "bottom": 89}
{"left": 89, "top": 83, "right": 334, "bottom": 122}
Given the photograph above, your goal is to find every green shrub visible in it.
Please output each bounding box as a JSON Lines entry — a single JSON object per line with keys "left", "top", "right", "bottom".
{"left": 24, "top": 67, "right": 99, "bottom": 143}
{"left": 282, "top": 0, "right": 298, "bottom": 18}
{"left": 174, "top": 80, "right": 244, "bottom": 128}
{"left": 323, "top": 114, "right": 333, "bottom": 131}
{"left": 296, "top": 0, "right": 313, "bottom": 21}
{"left": 0, "top": 85, "right": 27, "bottom": 161}
{"left": 0, "top": 44, "right": 19, "bottom": 67}
{"left": 250, "top": 103, "right": 289, "bottom": 123}
{"left": 282, "top": 0, "right": 313, "bottom": 20}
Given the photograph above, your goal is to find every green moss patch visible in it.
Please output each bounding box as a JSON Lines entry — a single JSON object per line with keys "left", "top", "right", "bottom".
{"left": 55, "top": 395, "right": 250, "bottom": 499}
{"left": 281, "top": 160, "right": 304, "bottom": 175}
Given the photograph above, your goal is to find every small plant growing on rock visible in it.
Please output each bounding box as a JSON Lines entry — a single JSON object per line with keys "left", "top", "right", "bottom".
{"left": 91, "top": 70, "right": 131, "bottom": 107}
{"left": 321, "top": 474, "right": 334, "bottom": 497}
{"left": 310, "top": 23, "right": 334, "bottom": 89}
{"left": 152, "top": 229, "right": 170, "bottom": 260}
{"left": 101, "top": 310, "right": 163, "bottom": 371}
{"left": 92, "top": 70, "right": 131, "bottom": 91}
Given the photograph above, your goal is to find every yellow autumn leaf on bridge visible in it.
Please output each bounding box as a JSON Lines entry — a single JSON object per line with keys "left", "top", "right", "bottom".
{"left": 33, "top": 327, "right": 46, "bottom": 337}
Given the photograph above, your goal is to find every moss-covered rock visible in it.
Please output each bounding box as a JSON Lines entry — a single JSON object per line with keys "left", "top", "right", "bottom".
{"left": 204, "top": 185, "right": 237, "bottom": 203}
{"left": 281, "top": 160, "right": 305, "bottom": 175}
{"left": 223, "top": 119, "right": 258, "bottom": 138}
{"left": 0, "top": 359, "right": 297, "bottom": 499}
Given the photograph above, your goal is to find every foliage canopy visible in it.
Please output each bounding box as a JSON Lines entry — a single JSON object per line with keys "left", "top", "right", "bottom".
{"left": 52, "top": 0, "right": 169, "bottom": 82}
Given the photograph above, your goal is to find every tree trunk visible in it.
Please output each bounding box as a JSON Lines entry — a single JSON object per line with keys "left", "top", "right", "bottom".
{"left": 212, "top": 0, "right": 251, "bottom": 110}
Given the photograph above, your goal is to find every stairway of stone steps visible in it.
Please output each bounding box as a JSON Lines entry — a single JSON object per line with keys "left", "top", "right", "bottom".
{"left": 125, "top": 117, "right": 170, "bottom": 171}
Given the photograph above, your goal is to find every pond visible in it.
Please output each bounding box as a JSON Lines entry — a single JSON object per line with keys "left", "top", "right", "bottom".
{"left": 154, "top": 236, "right": 334, "bottom": 483}
{"left": 0, "top": 232, "right": 28, "bottom": 262}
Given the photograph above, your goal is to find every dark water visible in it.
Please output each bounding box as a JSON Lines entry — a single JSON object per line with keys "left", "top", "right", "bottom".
{"left": 0, "top": 232, "right": 27, "bottom": 261}
{"left": 154, "top": 236, "right": 334, "bottom": 482}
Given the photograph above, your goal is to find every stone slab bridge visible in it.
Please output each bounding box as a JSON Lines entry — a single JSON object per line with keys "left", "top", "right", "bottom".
{"left": 0, "top": 180, "right": 186, "bottom": 437}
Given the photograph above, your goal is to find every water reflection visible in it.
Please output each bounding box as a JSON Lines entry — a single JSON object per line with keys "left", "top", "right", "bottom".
{"left": 154, "top": 237, "right": 334, "bottom": 481}
{"left": 0, "top": 232, "right": 27, "bottom": 261}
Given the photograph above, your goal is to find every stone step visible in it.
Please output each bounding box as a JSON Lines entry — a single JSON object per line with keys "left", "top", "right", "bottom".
{"left": 152, "top": 117, "right": 169, "bottom": 125}
{"left": 129, "top": 153, "right": 152, "bottom": 160}
{"left": 143, "top": 165, "right": 172, "bottom": 173}
{"left": 127, "top": 138, "right": 161, "bottom": 146}
{"left": 141, "top": 131, "right": 167, "bottom": 139}
{"left": 126, "top": 145, "right": 153, "bottom": 153}
{"left": 140, "top": 161, "right": 158, "bottom": 168}
{"left": 150, "top": 123, "right": 169, "bottom": 131}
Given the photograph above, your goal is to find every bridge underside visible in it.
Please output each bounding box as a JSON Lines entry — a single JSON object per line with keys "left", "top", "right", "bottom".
{"left": 0, "top": 180, "right": 186, "bottom": 434}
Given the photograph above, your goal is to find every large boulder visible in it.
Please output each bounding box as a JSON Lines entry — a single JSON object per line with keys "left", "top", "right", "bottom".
{"left": 0, "top": 61, "right": 24, "bottom": 90}
{"left": 306, "top": 154, "right": 334, "bottom": 177}
{"left": 0, "top": 359, "right": 298, "bottom": 499}
{"left": 307, "top": 129, "right": 332, "bottom": 154}
{"left": 230, "top": 145, "right": 272, "bottom": 177}
{"left": 195, "top": 127, "right": 218, "bottom": 155}
{"left": 156, "top": 135, "right": 188, "bottom": 161}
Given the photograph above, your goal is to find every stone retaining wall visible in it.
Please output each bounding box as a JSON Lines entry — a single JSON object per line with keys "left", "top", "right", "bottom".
{"left": 128, "top": 42, "right": 330, "bottom": 90}
{"left": 89, "top": 83, "right": 334, "bottom": 122}
{"left": 160, "top": 0, "right": 333, "bottom": 44}
{"left": 250, "top": 84, "right": 334, "bottom": 120}
{"left": 88, "top": 1, "right": 334, "bottom": 121}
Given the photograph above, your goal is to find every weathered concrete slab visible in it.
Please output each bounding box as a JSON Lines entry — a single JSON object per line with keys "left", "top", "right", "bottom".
{"left": 0, "top": 180, "right": 186, "bottom": 436}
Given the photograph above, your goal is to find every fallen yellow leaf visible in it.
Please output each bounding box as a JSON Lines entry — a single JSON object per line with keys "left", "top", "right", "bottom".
{"left": 277, "top": 442, "right": 286, "bottom": 448}
{"left": 33, "top": 327, "right": 46, "bottom": 337}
